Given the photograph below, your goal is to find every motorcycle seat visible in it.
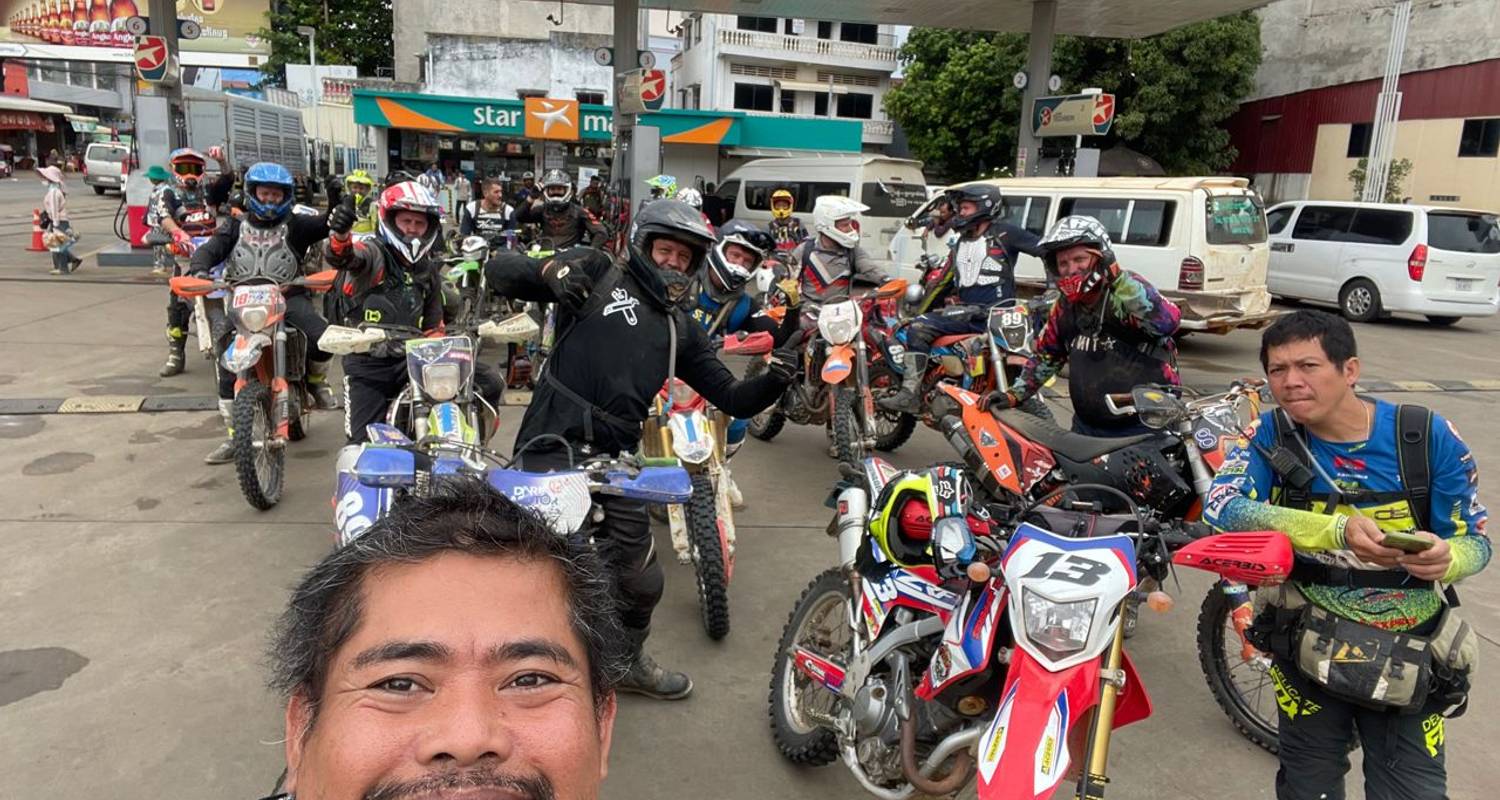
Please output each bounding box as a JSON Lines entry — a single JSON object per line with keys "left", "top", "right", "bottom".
{"left": 993, "top": 408, "right": 1158, "bottom": 462}
{"left": 931, "top": 333, "right": 980, "bottom": 348}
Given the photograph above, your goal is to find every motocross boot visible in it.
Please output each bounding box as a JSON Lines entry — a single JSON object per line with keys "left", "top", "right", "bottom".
{"left": 724, "top": 466, "right": 746, "bottom": 510}
{"left": 617, "top": 626, "right": 693, "bottom": 700}
{"left": 159, "top": 327, "right": 187, "bottom": 377}
{"left": 204, "top": 399, "right": 236, "bottom": 465}
{"left": 877, "top": 352, "right": 927, "bottom": 415}
{"left": 306, "top": 358, "right": 338, "bottom": 410}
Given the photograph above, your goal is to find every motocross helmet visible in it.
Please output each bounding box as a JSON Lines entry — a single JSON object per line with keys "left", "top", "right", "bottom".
{"left": 811, "top": 195, "right": 868, "bottom": 250}
{"left": 945, "top": 183, "right": 1002, "bottom": 235}
{"left": 376, "top": 181, "right": 444, "bottom": 265}
{"left": 168, "top": 147, "right": 207, "bottom": 189}
{"left": 704, "top": 220, "right": 767, "bottom": 302}
{"left": 383, "top": 169, "right": 418, "bottom": 189}
{"left": 630, "top": 198, "right": 715, "bottom": 307}
{"left": 868, "top": 465, "right": 975, "bottom": 569}
{"left": 459, "top": 234, "right": 489, "bottom": 262}
{"left": 541, "top": 168, "right": 573, "bottom": 210}
{"left": 770, "top": 189, "right": 795, "bottom": 220}
{"left": 1040, "top": 215, "right": 1117, "bottom": 303}
{"left": 674, "top": 187, "right": 703, "bottom": 210}
{"left": 242, "top": 162, "right": 296, "bottom": 226}
{"left": 645, "top": 173, "right": 678, "bottom": 199}
{"left": 345, "top": 169, "right": 375, "bottom": 197}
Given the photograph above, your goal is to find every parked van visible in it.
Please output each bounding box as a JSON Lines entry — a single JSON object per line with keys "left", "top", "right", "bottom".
{"left": 83, "top": 141, "right": 131, "bottom": 195}
{"left": 711, "top": 155, "right": 929, "bottom": 263}
{"left": 1265, "top": 200, "right": 1500, "bottom": 325}
{"left": 890, "top": 176, "right": 1276, "bottom": 332}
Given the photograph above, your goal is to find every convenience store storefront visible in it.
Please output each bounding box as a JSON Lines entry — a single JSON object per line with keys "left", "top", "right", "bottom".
{"left": 352, "top": 88, "right": 863, "bottom": 194}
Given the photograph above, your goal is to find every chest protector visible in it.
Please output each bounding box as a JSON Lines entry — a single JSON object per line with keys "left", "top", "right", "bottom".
{"left": 228, "top": 221, "right": 300, "bottom": 285}
{"left": 173, "top": 187, "right": 214, "bottom": 235}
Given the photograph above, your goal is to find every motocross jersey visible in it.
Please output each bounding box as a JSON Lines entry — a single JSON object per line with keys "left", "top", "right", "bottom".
{"left": 161, "top": 185, "right": 215, "bottom": 236}
{"left": 792, "top": 240, "right": 889, "bottom": 307}
{"left": 460, "top": 199, "right": 514, "bottom": 239}
{"left": 769, "top": 217, "right": 808, "bottom": 251}
{"left": 942, "top": 232, "right": 1015, "bottom": 307}
{"left": 689, "top": 290, "right": 755, "bottom": 336}
{"left": 1205, "top": 401, "right": 1490, "bottom": 631}
{"left": 515, "top": 201, "right": 605, "bottom": 249}
{"left": 145, "top": 183, "right": 169, "bottom": 228}
{"left": 350, "top": 193, "right": 377, "bottom": 235}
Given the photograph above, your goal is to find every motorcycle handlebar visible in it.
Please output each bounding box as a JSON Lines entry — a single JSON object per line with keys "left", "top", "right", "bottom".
{"left": 1104, "top": 393, "right": 1136, "bottom": 416}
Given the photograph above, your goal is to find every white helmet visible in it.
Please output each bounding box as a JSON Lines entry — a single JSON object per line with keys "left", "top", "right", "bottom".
{"left": 674, "top": 187, "right": 703, "bottom": 209}
{"left": 811, "top": 195, "right": 868, "bottom": 249}
{"left": 460, "top": 234, "right": 489, "bottom": 261}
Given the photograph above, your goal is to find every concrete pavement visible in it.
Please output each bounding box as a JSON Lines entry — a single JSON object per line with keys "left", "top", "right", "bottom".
{"left": 0, "top": 180, "right": 1496, "bottom": 800}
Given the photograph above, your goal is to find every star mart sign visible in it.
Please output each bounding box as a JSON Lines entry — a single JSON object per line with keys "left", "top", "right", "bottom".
{"left": 355, "top": 89, "right": 614, "bottom": 141}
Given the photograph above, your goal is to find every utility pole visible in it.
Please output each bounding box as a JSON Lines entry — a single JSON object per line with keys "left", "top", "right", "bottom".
{"left": 1362, "top": 0, "right": 1412, "bottom": 203}
{"left": 297, "top": 25, "right": 321, "bottom": 179}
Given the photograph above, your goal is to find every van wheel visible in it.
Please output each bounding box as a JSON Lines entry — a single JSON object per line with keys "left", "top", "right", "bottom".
{"left": 1426, "top": 315, "right": 1461, "bottom": 327}
{"left": 1339, "top": 279, "right": 1381, "bottom": 323}
{"left": 93, "top": 186, "right": 105, "bottom": 195}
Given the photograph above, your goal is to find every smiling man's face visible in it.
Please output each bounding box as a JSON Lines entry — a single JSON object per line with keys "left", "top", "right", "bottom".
{"left": 1264, "top": 337, "right": 1360, "bottom": 427}
{"left": 282, "top": 552, "right": 615, "bottom": 800}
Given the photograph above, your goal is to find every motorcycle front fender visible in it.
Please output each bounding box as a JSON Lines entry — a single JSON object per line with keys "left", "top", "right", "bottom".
{"left": 973, "top": 647, "right": 1151, "bottom": 800}
{"left": 667, "top": 409, "right": 716, "bottom": 464}
{"left": 222, "top": 331, "right": 272, "bottom": 374}
{"left": 821, "top": 343, "right": 854, "bottom": 384}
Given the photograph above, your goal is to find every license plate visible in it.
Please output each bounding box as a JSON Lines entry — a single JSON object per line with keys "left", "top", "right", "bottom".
{"left": 233, "top": 286, "right": 278, "bottom": 307}
{"left": 1451, "top": 278, "right": 1478, "bottom": 292}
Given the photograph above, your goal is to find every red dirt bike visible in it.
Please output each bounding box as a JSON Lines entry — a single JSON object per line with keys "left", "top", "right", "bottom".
{"left": 769, "top": 454, "right": 1196, "bottom": 799}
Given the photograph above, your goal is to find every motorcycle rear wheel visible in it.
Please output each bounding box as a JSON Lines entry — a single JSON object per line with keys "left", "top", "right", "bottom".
{"left": 232, "top": 380, "right": 284, "bottom": 511}
{"left": 1197, "top": 584, "right": 1280, "bottom": 753}
{"left": 744, "top": 360, "right": 786, "bottom": 441}
{"left": 769, "top": 568, "right": 847, "bottom": 766}
{"left": 687, "top": 473, "right": 731, "bottom": 640}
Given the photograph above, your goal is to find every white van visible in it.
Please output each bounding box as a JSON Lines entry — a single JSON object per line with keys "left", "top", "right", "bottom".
{"left": 83, "top": 141, "right": 131, "bottom": 195}
{"left": 711, "top": 155, "right": 929, "bottom": 263}
{"left": 889, "top": 176, "right": 1276, "bottom": 332}
{"left": 1264, "top": 201, "right": 1500, "bottom": 325}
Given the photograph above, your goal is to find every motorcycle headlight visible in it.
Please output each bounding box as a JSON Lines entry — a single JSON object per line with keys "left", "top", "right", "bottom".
{"left": 236, "top": 304, "right": 271, "bottom": 333}
{"left": 420, "top": 363, "right": 463, "bottom": 401}
{"left": 1021, "top": 590, "right": 1096, "bottom": 663}
{"left": 821, "top": 316, "right": 859, "bottom": 345}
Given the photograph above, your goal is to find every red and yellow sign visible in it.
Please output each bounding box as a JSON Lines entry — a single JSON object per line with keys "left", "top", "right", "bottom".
{"left": 523, "top": 97, "right": 579, "bottom": 141}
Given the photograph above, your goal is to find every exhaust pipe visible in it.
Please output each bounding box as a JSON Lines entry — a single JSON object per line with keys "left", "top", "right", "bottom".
{"left": 900, "top": 714, "right": 976, "bottom": 796}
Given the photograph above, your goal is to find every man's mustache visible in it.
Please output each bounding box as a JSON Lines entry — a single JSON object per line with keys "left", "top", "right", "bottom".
{"left": 364, "top": 769, "right": 555, "bottom": 800}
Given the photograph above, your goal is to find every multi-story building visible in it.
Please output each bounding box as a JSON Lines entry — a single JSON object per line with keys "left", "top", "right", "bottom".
{"left": 669, "top": 13, "right": 902, "bottom": 153}
{"left": 1227, "top": 0, "right": 1500, "bottom": 209}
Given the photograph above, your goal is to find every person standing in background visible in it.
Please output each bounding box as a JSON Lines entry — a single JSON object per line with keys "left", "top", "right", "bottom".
{"left": 39, "top": 166, "right": 81, "bottom": 275}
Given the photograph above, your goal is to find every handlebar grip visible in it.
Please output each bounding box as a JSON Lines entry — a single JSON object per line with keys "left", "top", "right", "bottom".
{"left": 1104, "top": 393, "right": 1135, "bottom": 416}
{"left": 639, "top": 456, "right": 681, "bottom": 468}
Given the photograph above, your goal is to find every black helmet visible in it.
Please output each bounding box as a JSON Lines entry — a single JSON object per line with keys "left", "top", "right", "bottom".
{"left": 630, "top": 199, "right": 716, "bottom": 305}
{"left": 541, "top": 168, "right": 573, "bottom": 210}
{"left": 945, "top": 183, "right": 1002, "bottom": 234}
{"left": 1039, "top": 215, "right": 1117, "bottom": 302}
{"left": 705, "top": 220, "right": 767, "bottom": 302}
{"left": 383, "top": 169, "right": 418, "bottom": 189}
{"left": 720, "top": 218, "right": 774, "bottom": 254}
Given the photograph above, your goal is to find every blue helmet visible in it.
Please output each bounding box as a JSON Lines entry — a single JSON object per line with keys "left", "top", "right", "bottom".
{"left": 243, "top": 162, "right": 296, "bottom": 225}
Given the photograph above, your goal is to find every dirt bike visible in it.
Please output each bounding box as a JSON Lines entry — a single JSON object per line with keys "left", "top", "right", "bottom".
{"left": 170, "top": 269, "right": 337, "bottom": 510}
{"left": 746, "top": 278, "right": 910, "bottom": 468}
{"left": 333, "top": 427, "right": 691, "bottom": 546}
{"left": 770, "top": 454, "right": 1193, "bottom": 799}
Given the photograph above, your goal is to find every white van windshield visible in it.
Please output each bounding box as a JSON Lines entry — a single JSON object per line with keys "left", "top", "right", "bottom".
{"left": 1205, "top": 194, "right": 1267, "bottom": 245}
{"left": 1427, "top": 212, "right": 1500, "bottom": 254}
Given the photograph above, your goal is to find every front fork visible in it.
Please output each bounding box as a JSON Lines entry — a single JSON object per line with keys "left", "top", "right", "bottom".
{"left": 854, "top": 338, "right": 876, "bottom": 446}
{"left": 271, "top": 325, "right": 290, "bottom": 442}
{"left": 1077, "top": 624, "right": 1128, "bottom": 799}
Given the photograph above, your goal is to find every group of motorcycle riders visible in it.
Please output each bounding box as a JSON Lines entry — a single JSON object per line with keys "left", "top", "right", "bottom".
{"left": 145, "top": 146, "right": 1485, "bottom": 799}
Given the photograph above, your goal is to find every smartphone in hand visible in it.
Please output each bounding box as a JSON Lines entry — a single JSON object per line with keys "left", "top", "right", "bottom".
{"left": 1379, "top": 531, "right": 1436, "bottom": 553}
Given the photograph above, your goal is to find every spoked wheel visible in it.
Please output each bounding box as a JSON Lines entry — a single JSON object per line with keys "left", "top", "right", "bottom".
{"left": 1196, "top": 584, "right": 1280, "bottom": 753}
{"left": 867, "top": 364, "right": 916, "bottom": 452}
{"left": 831, "top": 388, "right": 864, "bottom": 468}
{"left": 769, "top": 568, "right": 848, "bottom": 765}
{"left": 745, "top": 359, "right": 786, "bottom": 441}
{"left": 232, "top": 380, "right": 284, "bottom": 510}
{"left": 687, "top": 473, "right": 730, "bottom": 640}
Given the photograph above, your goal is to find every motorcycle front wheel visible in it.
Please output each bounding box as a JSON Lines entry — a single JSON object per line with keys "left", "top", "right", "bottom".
{"left": 687, "top": 472, "right": 731, "bottom": 640}
{"left": 831, "top": 388, "right": 864, "bottom": 467}
{"left": 1197, "top": 584, "right": 1280, "bottom": 753}
{"left": 744, "top": 359, "right": 786, "bottom": 441}
{"left": 867, "top": 364, "right": 916, "bottom": 452}
{"left": 768, "top": 567, "right": 847, "bottom": 766}
{"left": 232, "top": 380, "right": 284, "bottom": 510}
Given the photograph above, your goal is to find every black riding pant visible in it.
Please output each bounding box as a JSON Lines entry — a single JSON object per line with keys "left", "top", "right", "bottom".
{"left": 1270, "top": 657, "right": 1448, "bottom": 800}
{"left": 517, "top": 448, "right": 663, "bottom": 633}
{"left": 901, "top": 305, "right": 986, "bottom": 354}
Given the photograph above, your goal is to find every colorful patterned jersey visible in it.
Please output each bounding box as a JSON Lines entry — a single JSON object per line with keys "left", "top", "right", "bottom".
{"left": 1205, "top": 400, "right": 1490, "bottom": 630}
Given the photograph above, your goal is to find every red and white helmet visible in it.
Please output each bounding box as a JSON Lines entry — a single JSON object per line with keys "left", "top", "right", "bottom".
{"left": 376, "top": 181, "right": 443, "bottom": 264}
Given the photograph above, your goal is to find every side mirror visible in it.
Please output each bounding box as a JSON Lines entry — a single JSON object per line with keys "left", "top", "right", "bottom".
{"left": 875, "top": 278, "right": 909, "bottom": 300}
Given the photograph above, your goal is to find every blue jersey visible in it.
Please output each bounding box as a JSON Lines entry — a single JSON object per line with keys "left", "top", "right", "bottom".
{"left": 688, "top": 290, "right": 755, "bottom": 335}
{"left": 1205, "top": 399, "right": 1489, "bottom": 630}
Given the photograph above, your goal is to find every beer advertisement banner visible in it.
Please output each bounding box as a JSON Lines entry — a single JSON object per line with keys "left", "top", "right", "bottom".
{"left": 0, "top": 0, "right": 269, "bottom": 55}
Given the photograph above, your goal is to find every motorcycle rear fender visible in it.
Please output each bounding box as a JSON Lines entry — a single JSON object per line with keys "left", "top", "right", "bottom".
{"left": 858, "top": 566, "right": 960, "bottom": 641}
{"left": 822, "top": 344, "right": 854, "bottom": 384}
{"left": 222, "top": 331, "right": 272, "bottom": 374}
{"left": 974, "top": 647, "right": 1152, "bottom": 800}
{"left": 1172, "top": 530, "right": 1294, "bottom": 586}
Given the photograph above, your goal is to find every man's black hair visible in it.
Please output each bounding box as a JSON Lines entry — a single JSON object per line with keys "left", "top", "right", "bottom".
{"left": 268, "top": 477, "right": 626, "bottom": 731}
{"left": 1259, "top": 309, "right": 1358, "bottom": 371}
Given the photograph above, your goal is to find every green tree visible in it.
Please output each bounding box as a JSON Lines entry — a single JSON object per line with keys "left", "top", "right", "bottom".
{"left": 257, "top": 0, "right": 393, "bottom": 86}
{"left": 1348, "top": 157, "right": 1414, "bottom": 203}
{"left": 885, "top": 13, "right": 1261, "bottom": 181}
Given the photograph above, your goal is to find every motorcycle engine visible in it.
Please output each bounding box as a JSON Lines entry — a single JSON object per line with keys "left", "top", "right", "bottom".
{"left": 851, "top": 676, "right": 900, "bottom": 742}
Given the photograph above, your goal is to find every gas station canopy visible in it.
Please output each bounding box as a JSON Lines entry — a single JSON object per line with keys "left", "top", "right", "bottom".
{"left": 578, "top": 0, "right": 1274, "bottom": 38}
